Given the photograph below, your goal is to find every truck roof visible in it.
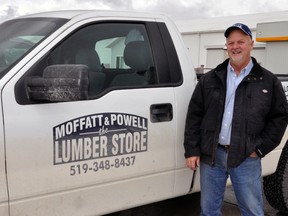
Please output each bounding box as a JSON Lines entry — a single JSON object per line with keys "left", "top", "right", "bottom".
{"left": 15, "top": 10, "right": 165, "bottom": 21}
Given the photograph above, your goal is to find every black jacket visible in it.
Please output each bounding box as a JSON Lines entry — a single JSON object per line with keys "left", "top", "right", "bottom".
{"left": 184, "top": 57, "right": 288, "bottom": 168}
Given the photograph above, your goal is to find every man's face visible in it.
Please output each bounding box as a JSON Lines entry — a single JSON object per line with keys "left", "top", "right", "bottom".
{"left": 226, "top": 29, "right": 254, "bottom": 67}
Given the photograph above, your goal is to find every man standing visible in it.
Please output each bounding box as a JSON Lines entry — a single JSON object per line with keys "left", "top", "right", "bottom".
{"left": 184, "top": 23, "right": 288, "bottom": 216}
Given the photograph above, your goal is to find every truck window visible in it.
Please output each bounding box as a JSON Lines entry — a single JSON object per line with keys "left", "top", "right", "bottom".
{"left": 47, "top": 23, "right": 156, "bottom": 96}
{"left": 0, "top": 18, "right": 68, "bottom": 78}
{"left": 15, "top": 22, "right": 183, "bottom": 104}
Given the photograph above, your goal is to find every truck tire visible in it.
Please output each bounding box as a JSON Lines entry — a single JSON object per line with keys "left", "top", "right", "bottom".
{"left": 263, "top": 141, "right": 288, "bottom": 213}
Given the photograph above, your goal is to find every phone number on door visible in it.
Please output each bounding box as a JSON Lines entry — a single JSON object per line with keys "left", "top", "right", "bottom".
{"left": 70, "top": 156, "right": 136, "bottom": 176}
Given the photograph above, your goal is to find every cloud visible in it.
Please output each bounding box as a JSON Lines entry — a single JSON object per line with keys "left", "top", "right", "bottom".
{"left": 209, "top": 0, "right": 288, "bottom": 17}
{"left": 128, "top": 0, "right": 213, "bottom": 19}
{"left": 0, "top": 6, "right": 19, "bottom": 22}
{"left": 1, "top": 0, "right": 288, "bottom": 23}
{"left": 97, "top": 0, "right": 134, "bottom": 10}
{"left": 0, "top": 0, "right": 209, "bottom": 23}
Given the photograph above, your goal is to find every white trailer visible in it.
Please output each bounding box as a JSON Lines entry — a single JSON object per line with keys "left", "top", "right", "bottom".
{"left": 176, "top": 11, "right": 288, "bottom": 75}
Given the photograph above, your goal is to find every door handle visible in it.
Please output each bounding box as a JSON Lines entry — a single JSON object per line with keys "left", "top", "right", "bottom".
{"left": 150, "top": 103, "right": 173, "bottom": 123}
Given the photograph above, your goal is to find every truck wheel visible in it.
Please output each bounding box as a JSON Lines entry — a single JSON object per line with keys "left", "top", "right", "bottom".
{"left": 263, "top": 141, "right": 288, "bottom": 213}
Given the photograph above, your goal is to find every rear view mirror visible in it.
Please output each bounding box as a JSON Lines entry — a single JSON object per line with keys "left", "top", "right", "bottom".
{"left": 25, "top": 64, "right": 89, "bottom": 102}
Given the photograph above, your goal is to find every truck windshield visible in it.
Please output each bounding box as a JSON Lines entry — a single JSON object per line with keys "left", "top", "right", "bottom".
{"left": 0, "top": 17, "right": 68, "bottom": 78}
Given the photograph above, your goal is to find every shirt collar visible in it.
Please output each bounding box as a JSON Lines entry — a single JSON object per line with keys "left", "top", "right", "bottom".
{"left": 228, "top": 58, "right": 254, "bottom": 77}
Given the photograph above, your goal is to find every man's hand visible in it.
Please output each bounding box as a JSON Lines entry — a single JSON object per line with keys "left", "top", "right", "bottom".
{"left": 250, "top": 151, "right": 258, "bottom": 158}
{"left": 186, "top": 156, "right": 200, "bottom": 170}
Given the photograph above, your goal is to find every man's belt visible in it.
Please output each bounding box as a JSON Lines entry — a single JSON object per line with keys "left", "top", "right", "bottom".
{"left": 218, "top": 143, "right": 230, "bottom": 150}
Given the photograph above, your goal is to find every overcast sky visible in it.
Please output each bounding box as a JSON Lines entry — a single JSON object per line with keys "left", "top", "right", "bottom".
{"left": 1, "top": 0, "right": 288, "bottom": 23}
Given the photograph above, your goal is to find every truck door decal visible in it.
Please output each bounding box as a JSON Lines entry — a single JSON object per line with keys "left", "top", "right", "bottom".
{"left": 53, "top": 113, "right": 148, "bottom": 165}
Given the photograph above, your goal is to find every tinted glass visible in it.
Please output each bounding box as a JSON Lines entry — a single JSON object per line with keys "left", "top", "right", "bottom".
{"left": 0, "top": 18, "right": 68, "bottom": 78}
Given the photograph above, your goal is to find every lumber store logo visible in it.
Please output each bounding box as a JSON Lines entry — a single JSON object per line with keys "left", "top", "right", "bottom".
{"left": 53, "top": 113, "right": 148, "bottom": 165}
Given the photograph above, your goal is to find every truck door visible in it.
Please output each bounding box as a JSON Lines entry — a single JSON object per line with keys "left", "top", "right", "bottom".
{"left": 2, "top": 21, "right": 182, "bottom": 215}
{"left": 0, "top": 101, "right": 9, "bottom": 216}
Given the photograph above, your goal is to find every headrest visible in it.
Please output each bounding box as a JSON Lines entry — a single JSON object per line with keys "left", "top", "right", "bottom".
{"left": 124, "top": 41, "right": 153, "bottom": 71}
{"left": 75, "top": 48, "right": 101, "bottom": 71}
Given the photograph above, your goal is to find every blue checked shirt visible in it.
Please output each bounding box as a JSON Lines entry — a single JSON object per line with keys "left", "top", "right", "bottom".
{"left": 218, "top": 59, "right": 254, "bottom": 145}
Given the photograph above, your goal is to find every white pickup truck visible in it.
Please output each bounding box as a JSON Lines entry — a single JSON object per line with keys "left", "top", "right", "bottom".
{"left": 0, "top": 10, "right": 287, "bottom": 216}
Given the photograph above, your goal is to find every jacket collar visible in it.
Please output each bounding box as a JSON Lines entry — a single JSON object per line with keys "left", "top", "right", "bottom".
{"left": 214, "top": 57, "right": 263, "bottom": 82}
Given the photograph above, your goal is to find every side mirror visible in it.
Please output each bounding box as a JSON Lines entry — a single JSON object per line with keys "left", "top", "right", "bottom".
{"left": 25, "top": 64, "right": 89, "bottom": 102}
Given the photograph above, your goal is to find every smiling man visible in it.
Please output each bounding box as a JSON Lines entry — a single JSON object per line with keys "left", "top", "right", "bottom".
{"left": 184, "top": 23, "right": 288, "bottom": 216}
{"left": 225, "top": 23, "right": 254, "bottom": 76}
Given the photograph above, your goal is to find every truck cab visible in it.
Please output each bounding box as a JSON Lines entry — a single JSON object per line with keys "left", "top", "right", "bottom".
{"left": 0, "top": 11, "right": 196, "bottom": 216}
